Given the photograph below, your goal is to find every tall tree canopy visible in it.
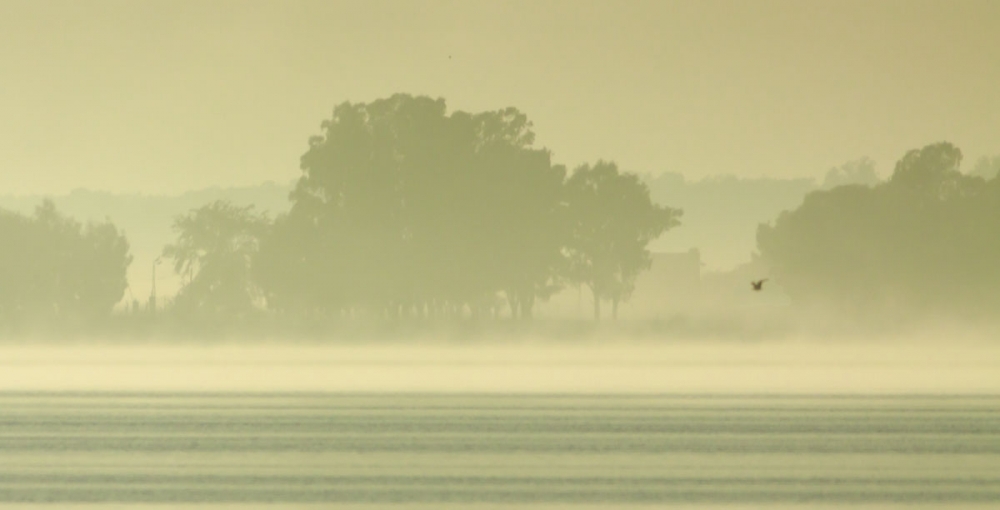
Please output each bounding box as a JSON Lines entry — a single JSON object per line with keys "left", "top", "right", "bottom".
{"left": 163, "top": 200, "right": 270, "bottom": 317}
{"left": 170, "top": 94, "right": 681, "bottom": 323}
{"left": 256, "top": 94, "right": 572, "bottom": 319}
{"left": 757, "top": 142, "right": 1000, "bottom": 322}
{"left": 565, "top": 161, "right": 682, "bottom": 320}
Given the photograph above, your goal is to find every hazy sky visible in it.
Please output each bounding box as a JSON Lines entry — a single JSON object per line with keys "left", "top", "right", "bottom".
{"left": 1, "top": 0, "right": 998, "bottom": 194}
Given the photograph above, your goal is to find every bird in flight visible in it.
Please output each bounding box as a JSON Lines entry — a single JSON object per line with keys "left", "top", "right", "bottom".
{"left": 751, "top": 279, "right": 768, "bottom": 291}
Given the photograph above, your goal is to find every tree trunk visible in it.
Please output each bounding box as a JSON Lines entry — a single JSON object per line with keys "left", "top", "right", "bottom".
{"left": 520, "top": 293, "right": 535, "bottom": 320}
{"left": 593, "top": 295, "right": 601, "bottom": 321}
{"left": 507, "top": 292, "right": 520, "bottom": 320}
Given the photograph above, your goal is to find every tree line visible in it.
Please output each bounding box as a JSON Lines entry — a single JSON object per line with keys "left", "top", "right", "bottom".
{"left": 166, "top": 94, "right": 680, "bottom": 321}
{"left": 758, "top": 141, "right": 1000, "bottom": 322}
{"left": 2, "top": 93, "right": 998, "bottom": 332}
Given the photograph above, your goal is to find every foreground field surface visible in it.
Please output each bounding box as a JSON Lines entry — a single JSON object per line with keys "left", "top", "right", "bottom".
{"left": 1, "top": 393, "right": 998, "bottom": 507}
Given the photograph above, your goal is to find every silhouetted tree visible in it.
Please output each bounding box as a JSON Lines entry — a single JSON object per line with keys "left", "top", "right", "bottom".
{"left": 758, "top": 142, "right": 1000, "bottom": 322}
{"left": 888, "top": 142, "right": 967, "bottom": 197}
{"left": 969, "top": 155, "right": 1000, "bottom": 181}
{"left": 565, "top": 161, "right": 682, "bottom": 320}
{"left": 163, "top": 200, "right": 270, "bottom": 317}
{"left": 264, "top": 94, "right": 572, "bottom": 320}
{"left": 822, "top": 157, "right": 879, "bottom": 189}
{"left": 469, "top": 121, "right": 568, "bottom": 319}
{"left": 247, "top": 94, "right": 688, "bottom": 324}
{"left": 0, "top": 200, "right": 131, "bottom": 327}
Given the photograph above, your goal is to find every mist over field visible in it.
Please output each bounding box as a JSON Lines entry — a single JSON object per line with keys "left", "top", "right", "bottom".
{"left": 2, "top": 0, "right": 1000, "bottom": 507}
{"left": 0, "top": 339, "right": 999, "bottom": 394}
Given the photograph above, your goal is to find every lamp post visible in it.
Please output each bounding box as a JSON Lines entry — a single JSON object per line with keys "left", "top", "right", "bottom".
{"left": 149, "top": 257, "right": 162, "bottom": 315}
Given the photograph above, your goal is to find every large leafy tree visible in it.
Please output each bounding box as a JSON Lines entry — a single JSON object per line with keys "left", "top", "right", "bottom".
{"left": 564, "top": 161, "right": 682, "bottom": 320}
{"left": 252, "top": 94, "right": 685, "bottom": 323}
{"left": 0, "top": 200, "right": 131, "bottom": 326}
{"left": 163, "top": 200, "right": 271, "bottom": 317}
{"left": 757, "top": 142, "right": 1000, "bottom": 321}
{"left": 262, "top": 94, "right": 569, "bottom": 319}
{"left": 888, "top": 141, "right": 968, "bottom": 197}
{"left": 462, "top": 113, "right": 568, "bottom": 319}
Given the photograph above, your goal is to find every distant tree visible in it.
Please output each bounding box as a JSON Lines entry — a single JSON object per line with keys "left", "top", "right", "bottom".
{"left": 969, "top": 155, "right": 1000, "bottom": 181}
{"left": 73, "top": 219, "right": 133, "bottom": 318}
{"left": 283, "top": 95, "right": 453, "bottom": 316}
{"left": 253, "top": 94, "right": 686, "bottom": 323}
{"left": 565, "top": 161, "right": 682, "bottom": 320}
{"left": 821, "top": 157, "right": 879, "bottom": 189}
{"left": 888, "top": 142, "right": 969, "bottom": 198}
{"left": 255, "top": 201, "right": 353, "bottom": 315}
{"left": 266, "top": 94, "right": 571, "bottom": 320}
{"left": 163, "top": 200, "right": 270, "bottom": 317}
{"left": 757, "top": 141, "right": 1000, "bottom": 322}
{"left": 0, "top": 200, "right": 132, "bottom": 327}
{"left": 0, "top": 210, "right": 30, "bottom": 321}
{"left": 469, "top": 122, "right": 568, "bottom": 319}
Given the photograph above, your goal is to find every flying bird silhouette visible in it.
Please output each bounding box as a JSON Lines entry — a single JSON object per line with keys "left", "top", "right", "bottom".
{"left": 751, "top": 279, "right": 768, "bottom": 291}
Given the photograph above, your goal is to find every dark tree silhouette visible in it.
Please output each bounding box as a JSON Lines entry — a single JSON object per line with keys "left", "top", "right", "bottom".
{"left": 757, "top": 142, "right": 1000, "bottom": 321}
{"left": 564, "top": 161, "right": 682, "bottom": 320}
{"left": 163, "top": 200, "right": 270, "bottom": 317}
{"left": 0, "top": 200, "right": 131, "bottom": 327}
{"left": 259, "top": 94, "right": 573, "bottom": 320}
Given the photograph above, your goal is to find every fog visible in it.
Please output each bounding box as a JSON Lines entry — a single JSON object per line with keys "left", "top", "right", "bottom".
{"left": 3, "top": 1, "right": 1000, "bottom": 195}
{"left": 1, "top": 336, "right": 997, "bottom": 393}
{"left": 2, "top": 1, "right": 1000, "bottom": 506}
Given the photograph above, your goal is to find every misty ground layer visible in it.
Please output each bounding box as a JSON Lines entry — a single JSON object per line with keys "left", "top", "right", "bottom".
{"left": 0, "top": 393, "right": 998, "bottom": 507}
{"left": 1, "top": 341, "right": 999, "bottom": 394}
